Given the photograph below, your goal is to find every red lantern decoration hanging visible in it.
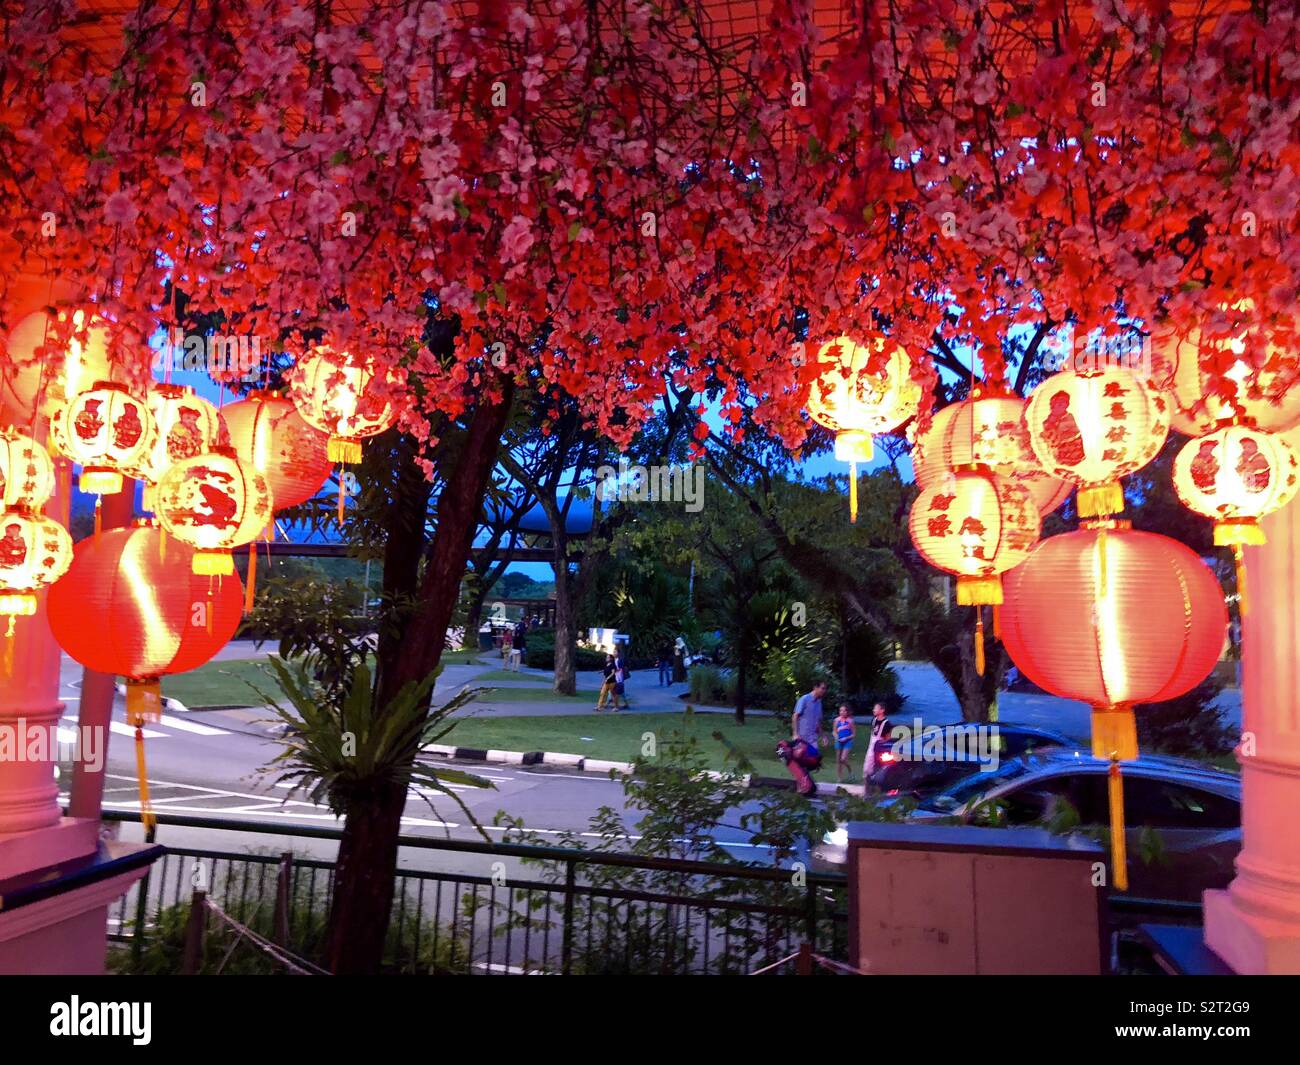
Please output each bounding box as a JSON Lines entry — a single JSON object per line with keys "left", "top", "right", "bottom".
{"left": 222, "top": 390, "right": 332, "bottom": 510}
{"left": 47, "top": 523, "right": 244, "bottom": 831}
{"left": 1172, "top": 424, "right": 1300, "bottom": 613}
{"left": 1152, "top": 304, "right": 1300, "bottom": 435}
{"left": 288, "top": 346, "right": 397, "bottom": 523}
{"left": 0, "top": 308, "right": 122, "bottom": 422}
{"left": 129, "top": 383, "right": 228, "bottom": 495}
{"left": 999, "top": 524, "right": 1228, "bottom": 889}
{"left": 1024, "top": 367, "right": 1169, "bottom": 519}
{"left": 50, "top": 381, "right": 156, "bottom": 497}
{"left": 0, "top": 427, "right": 57, "bottom": 509}
{"left": 908, "top": 466, "right": 1041, "bottom": 673}
{"left": 0, "top": 509, "right": 73, "bottom": 669}
{"left": 154, "top": 446, "right": 274, "bottom": 580}
{"left": 806, "top": 334, "right": 922, "bottom": 523}
{"left": 912, "top": 387, "right": 1071, "bottom": 517}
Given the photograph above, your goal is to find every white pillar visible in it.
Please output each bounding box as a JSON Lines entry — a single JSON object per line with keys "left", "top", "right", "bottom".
{"left": 1204, "top": 423, "right": 1300, "bottom": 973}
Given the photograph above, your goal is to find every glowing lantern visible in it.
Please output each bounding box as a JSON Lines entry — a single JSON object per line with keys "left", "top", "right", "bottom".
{"left": 1, "top": 308, "right": 122, "bottom": 422}
{"left": 908, "top": 466, "right": 1041, "bottom": 673}
{"left": 222, "top": 391, "right": 332, "bottom": 509}
{"left": 0, "top": 509, "right": 73, "bottom": 642}
{"left": 289, "top": 347, "right": 396, "bottom": 463}
{"left": 50, "top": 382, "right": 156, "bottom": 497}
{"left": 155, "top": 447, "right": 274, "bottom": 579}
{"left": 1024, "top": 367, "right": 1169, "bottom": 519}
{"left": 807, "top": 334, "right": 922, "bottom": 522}
{"left": 0, "top": 428, "right": 57, "bottom": 509}
{"left": 913, "top": 387, "right": 1071, "bottom": 517}
{"left": 47, "top": 523, "right": 244, "bottom": 831}
{"left": 129, "top": 383, "right": 227, "bottom": 492}
{"left": 1152, "top": 306, "right": 1300, "bottom": 435}
{"left": 1173, "top": 424, "right": 1300, "bottom": 612}
{"left": 1000, "top": 524, "right": 1228, "bottom": 889}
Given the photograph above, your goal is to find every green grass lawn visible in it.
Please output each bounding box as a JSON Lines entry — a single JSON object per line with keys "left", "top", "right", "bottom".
{"left": 162, "top": 659, "right": 284, "bottom": 708}
{"left": 472, "top": 669, "right": 551, "bottom": 683}
{"left": 444, "top": 711, "right": 845, "bottom": 779}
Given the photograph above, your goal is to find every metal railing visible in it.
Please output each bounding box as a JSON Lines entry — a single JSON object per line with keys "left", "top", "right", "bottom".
{"left": 105, "top": 811, "right": 850, "bottom": 976}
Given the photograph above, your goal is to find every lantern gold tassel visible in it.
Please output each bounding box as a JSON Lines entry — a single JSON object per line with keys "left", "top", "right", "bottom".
{"left": 1078, "top": 481, "right": 1124, "bottom": 519}
{"left": 134, "top": 726, "right": 156, "bottom": 837}
{"left": 1108, "top": 755, "right": 1129, "bottom": 893}
{"left": 337, "top": 470, "right": 347, "bottom": 527}
{"left": 992, "top": 603, "right": 1001, "bottom": 640}
{"left": 94, "top": 497, "right": 102, "bottom": 538}
{"left": 1214, "top": 522, "right": 1263, "bottom": 619}
{"left": 974, "top": 609, "right": 986, "bottom": 676}
{"left": 244, "top": 536, "right": 258, "bottom": 616}
{"left": 1232, "top": 544, "right": 1248, "bottom": 618}
{"left": 2, "top": 616, "right": 14, "bottom": 678}
{"left": 849, "top": 460, "right": 858, "bottom": 525}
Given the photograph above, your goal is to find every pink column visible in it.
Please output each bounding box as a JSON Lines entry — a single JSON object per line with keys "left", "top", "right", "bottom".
{"left": 1204, "top": 423, "right": 1300, "bottom": 974}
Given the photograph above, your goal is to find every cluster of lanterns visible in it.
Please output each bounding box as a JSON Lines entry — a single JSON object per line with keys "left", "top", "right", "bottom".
{"left": 0, "top": 310, "right": 397, "bottom": 827}
{"left": 805, "top": 316, "right": 1299, "bottom": 891}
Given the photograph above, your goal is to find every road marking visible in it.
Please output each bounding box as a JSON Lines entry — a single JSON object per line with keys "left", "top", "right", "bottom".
{"left": 100, "top": 800, "right": 457, "bottom": 830}
{"left": 109, "top": 721, "right": 165, "bottom": 739}
{"left": 158, "top": 714, "right": 230, "bottom": 737}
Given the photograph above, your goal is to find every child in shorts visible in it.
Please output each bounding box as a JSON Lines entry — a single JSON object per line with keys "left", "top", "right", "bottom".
{"left": 833, "top": 705, "right": 856, "bottom": 782}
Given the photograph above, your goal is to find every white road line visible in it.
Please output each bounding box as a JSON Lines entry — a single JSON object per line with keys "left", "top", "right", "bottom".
{"left": 109, "top": 721, "right": 165, "bottom": 739}
{"left": 157, "top": 714, "right": 230, "bottom": 737}
{"left": 101, "top": 800, "right": 457, "bottom": 830}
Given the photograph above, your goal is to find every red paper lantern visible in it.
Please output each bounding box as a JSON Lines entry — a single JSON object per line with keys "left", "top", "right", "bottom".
{"left": 154, "top": 446, "right": 274, "bottom": 575}
{"left": 0, "top": 509, "right": 73, "bottom": 624}
{"left": 222, "top": 390, "right": 332, "bottom": 509}
{"left": 999, "top": 523, "right": 1227, "bottom": 890}
{"left": 908, "top": 465, "right": 1041, "bottom": 673}
{"left": 1151, "top": 305, "right": 1300, "bottom": 435}
{"left": 1, "top": 308, "right": 121, "bottom": 422}
{"left": 1023, "top": 367, "right": 1169, "bottom": 518}
{"left": 47, "top": 523, "right": 243, "bottom": 719}
{"left": 807, "top": 334, "right": 921, "bottom": 522}
{"left": 288, "top": 346, "right": 397, "bottom": 463}
{"left": 912, "top": 388, "right": 1071, "bottom": 517}
{"left": 50, "top": 381, "right": 156, "bottom": 496}
{"left": 0, "top": 428, "right": 57, "bottom": 509}
{"left": 129, "top": 383, "right": 227, "bottom": 488}
{"left": 1000, "top": 524, "right": 1227, "bottom": 755}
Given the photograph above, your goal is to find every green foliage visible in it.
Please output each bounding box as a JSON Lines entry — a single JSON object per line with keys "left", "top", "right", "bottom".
{"left": 1136, "top": 679, "right": 1236, "bottom": 758}
{"left": 522, "top": 628, "right": 608, "bottom": 670}
{"left": 688, "top": 663, "right": 733, "bottom": 705}
{"left": 255, "top": 658, "right": 493, "bottom": 825}
{"left": 759, "top": 648, "right": 832, "bottom": 726}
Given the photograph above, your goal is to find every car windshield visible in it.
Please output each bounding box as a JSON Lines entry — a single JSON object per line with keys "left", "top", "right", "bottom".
{"left": 921, "top": 761, "right": 1031, "bottom": 812}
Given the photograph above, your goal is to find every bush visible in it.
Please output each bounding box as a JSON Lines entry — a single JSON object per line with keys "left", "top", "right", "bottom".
{"left": 1136, "top": 678, "right": 1236, "bottom": 758}
{"left": 688, "top": 664, "right": 731, "bottom": 705}
{"left": 523, "top": 629, "right": 608, "bottom": 671}
{"left": 760, "top": 649, "right": 833, "bottom": 727}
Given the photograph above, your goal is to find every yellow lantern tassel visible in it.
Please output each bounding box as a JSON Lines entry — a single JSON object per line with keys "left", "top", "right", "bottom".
{"left": 1097, "top": 524, "right": 1108, "bottom": 593}
{"left": 1233, "top": 543, "right": 1248, "bottom": 618}
{"left": 2, "top": 616, "right": 14, "bottom": 677}
{"left": 94, "top": 497, "right": 102, "bottom": 538}
{"left": 1078, "top": 481, "right": 1124, "bottom": 519}
{"left": 244, "top": 536, "right": 258, "bottom": 615}
{"left": 974, "top": 609, "right": 986, "bottom": 676}
{"left": 1108, "top": 756, "right": 1128, "bottom": 893}
{"left": 992, "top": 603, "right": 1001, "bottom": 640}
{"left": 135, "top": 726, "right": 156, "bottom": 838}
{"left": 337, "top": 467, "right": 347, "bottom": 527}
{"left": 848, "top": 460, "right": 858, "bottom": 525}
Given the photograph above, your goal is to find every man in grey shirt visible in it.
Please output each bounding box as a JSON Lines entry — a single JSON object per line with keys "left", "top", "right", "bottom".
{"left": 791, "top": 681, "right": 828, "bottom": 751}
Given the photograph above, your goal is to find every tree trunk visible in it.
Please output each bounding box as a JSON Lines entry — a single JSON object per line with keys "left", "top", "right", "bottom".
{"left": 324, "top": 382, "right": 514, "bottom": 975}
{"left": 551, "top": 535, "right": 576, "bottom": 695}
{"left": 463, "top": 592, "right": 485, "bottom": 651}
{"left": 734, "top": 654, "right": 747, "bottom": 725}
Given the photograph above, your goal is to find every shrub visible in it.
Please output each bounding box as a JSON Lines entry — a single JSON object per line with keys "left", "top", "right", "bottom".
{"left": 523, "top": 629, "right": 608, "bottom": 671}
{"left": 688, "top": 664, "right": 731, "bottom": 705}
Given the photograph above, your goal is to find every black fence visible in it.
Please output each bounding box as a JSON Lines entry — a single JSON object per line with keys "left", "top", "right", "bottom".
{"left": 105, "top": 812, "right": 851, "bottom": 975}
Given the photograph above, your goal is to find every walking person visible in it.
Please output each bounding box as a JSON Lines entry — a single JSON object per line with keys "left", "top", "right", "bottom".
{"left": 611, "top": 649, "right": 631, "bottom": 710}
{"left": 672, "top": 636, "right": 688, "bottom": 683}
{"left": 656, "top": 642, "right": 673, "bottom": 687}
{"left": 833, "top": 705, "right": 857, "bottom": 783}
{"left": 501, "top": 625, "right": 517, "bottom": 671}
{"left": 595, "top": 654, "right": 618, "bottom": 711}
{"left": 862, "top": 701, "right": 894, "bottom": 787}
{"left": 514, "top": 618, "right": 528, "bottom": 667}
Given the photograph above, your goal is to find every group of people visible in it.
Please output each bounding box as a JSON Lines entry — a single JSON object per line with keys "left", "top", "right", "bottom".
{"left": 595, "top": 650, "right": 631, "bottom": 711}
{"left": 499, "top": 618, "right": 530, "bottom": 671}
{"left": 782, "top": 680, "right": 892, "bottom": 796}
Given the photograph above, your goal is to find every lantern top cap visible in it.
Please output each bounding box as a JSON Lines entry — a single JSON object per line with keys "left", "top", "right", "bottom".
{"left": 1080, "top": 518, "right": 1133, "bottom": 531}
{"left": 87, "top": 379, "right": 130, "bottom": 394}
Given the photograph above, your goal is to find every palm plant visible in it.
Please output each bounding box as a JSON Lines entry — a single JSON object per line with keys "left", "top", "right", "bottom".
{"left": 253, "top": 657, "right": 493, "bottom": 828}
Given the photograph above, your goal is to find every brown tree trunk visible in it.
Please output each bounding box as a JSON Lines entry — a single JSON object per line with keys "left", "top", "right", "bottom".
{"left": 551, "top": 534, "right": 576, "bottom": 695}
{"left": 324, "top": 381, "right": 514, "bottom": 975}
